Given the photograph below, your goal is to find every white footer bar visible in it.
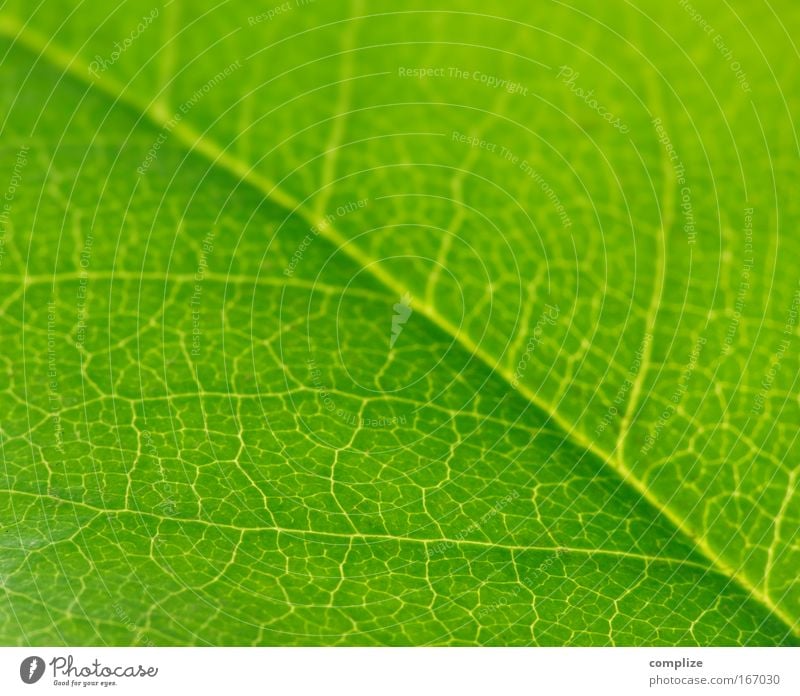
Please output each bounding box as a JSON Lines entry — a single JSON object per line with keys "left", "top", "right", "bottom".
{"left": 1, "top": 647, "right": 797, "bottom": 695}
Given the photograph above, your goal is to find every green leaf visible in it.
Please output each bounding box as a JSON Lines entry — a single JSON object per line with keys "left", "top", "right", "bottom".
{"left": 0, "top": 1, "right": 798, "bottom": 646}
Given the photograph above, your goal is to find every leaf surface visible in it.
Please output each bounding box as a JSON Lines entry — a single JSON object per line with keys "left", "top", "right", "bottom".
{"left": 0, "top": 1, "right": 798, "bottom": 645}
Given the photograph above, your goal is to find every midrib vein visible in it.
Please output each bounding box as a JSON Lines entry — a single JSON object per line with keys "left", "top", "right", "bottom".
{"left": 2, "top": 17, "right": 796, "bottom": 638}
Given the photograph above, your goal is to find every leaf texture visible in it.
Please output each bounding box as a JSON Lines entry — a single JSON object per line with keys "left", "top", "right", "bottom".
{"left": 0, "top": 1, "right": 799, "bottom": 645}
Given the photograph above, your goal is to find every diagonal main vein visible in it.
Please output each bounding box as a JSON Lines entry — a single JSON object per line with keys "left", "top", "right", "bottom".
{"left": 0, "top": 15, "right": 796, "bottom": 638}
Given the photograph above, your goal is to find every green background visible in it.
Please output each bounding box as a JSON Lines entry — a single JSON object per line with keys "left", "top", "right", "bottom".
{"left": 0, "top": 1, "right": 798, "bottom": 645}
